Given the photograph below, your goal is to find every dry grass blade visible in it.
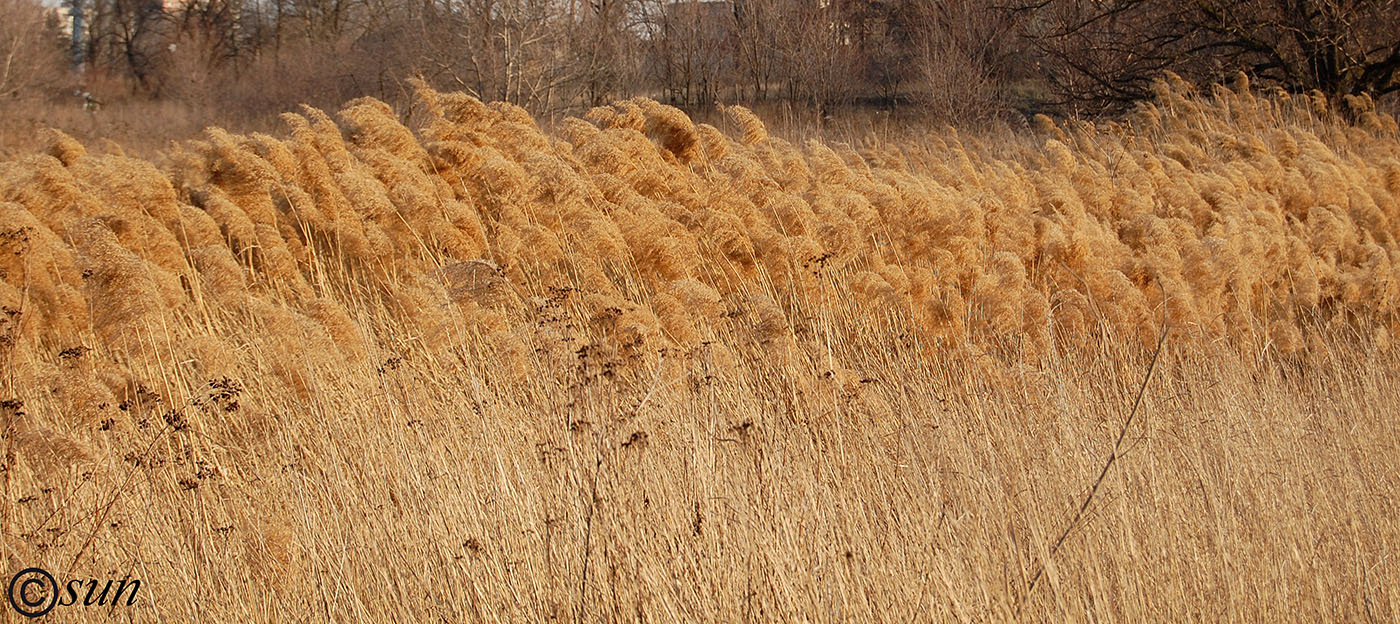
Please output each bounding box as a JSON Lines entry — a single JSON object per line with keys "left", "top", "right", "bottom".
{"left": 1020, "top": 279, "right": 1172, "bottom": 613}
{"left": 0, "top": 78, "right": 1396, "bottom": 621}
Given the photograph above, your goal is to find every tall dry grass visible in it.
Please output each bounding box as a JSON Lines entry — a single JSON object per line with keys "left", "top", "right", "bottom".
{"left": 0, "top": 73, "right": 1398, "bottom": 621}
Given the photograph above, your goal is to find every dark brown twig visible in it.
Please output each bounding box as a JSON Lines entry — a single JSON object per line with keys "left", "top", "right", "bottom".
{"left": 1018, "top": 279, "right": 1170, "bottom": 615}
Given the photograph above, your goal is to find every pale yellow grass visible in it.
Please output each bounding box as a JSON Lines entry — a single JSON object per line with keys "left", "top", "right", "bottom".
{"left": 0, "top": 74, "right": 1397, "bottom": 621}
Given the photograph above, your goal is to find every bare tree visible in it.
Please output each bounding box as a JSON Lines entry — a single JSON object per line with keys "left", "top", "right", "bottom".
{"left": 640, "top": 0, "right": 735, "bottom": 106}
{"left": 569, "top": 0, "right": 638, "bottom": 106}
{"left": 0, "top": 0, "right": 66, "bottom": 98}
{"left": 905, "top": 0, "right": 1021, "bottom": 120}
{"left": 1017, "top": 0, "right": 1400, "bottom": 111}
{"left": 86, "top": 0, "right": 171, "bottom": 91}
{"left": 772, "top": 0, "right": 860, "bottom": 114}
{"left": 730, "top": 0, "right": 780, "bottom": 101}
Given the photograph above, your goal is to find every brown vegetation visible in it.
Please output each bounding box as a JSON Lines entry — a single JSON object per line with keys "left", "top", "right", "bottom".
{"left": 10, "top": 0, "right": 1398, "bottom": 138}
{"left": 0, "top": 76, "right": 1398, "bottom": 620}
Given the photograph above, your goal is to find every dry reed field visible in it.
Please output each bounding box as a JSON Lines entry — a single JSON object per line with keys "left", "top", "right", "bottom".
{"left": 1, "top": 73, "right": 1399, "bottom": 621}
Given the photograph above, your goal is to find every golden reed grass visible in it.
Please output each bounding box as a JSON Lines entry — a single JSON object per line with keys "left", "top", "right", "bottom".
{"left": 0, "top": 73, "right": 1398, "bottom": 620}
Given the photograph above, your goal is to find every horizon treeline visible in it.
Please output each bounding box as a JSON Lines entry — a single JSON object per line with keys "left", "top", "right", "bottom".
{"left": 3, "top": 0, "right": 1399, "bottom": 126}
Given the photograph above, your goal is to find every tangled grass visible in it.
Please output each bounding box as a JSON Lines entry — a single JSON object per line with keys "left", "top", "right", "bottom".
{"left": 0, "top": 74, "right": 1398, "bottom": 620}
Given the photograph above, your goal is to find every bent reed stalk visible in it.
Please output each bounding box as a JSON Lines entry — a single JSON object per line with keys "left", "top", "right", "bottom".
{"left": 0, "top": 73, "right": 1397, "bottom": 621}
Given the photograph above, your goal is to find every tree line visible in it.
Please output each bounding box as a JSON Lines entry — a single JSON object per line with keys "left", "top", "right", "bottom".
{"left": 2, "top": 0, "right": 1398, "bottom": 121}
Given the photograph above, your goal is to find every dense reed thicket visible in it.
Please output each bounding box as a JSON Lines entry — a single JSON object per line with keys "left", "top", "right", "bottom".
{"left": 0, "top": 74, "right": 1397, "bottom": 621}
